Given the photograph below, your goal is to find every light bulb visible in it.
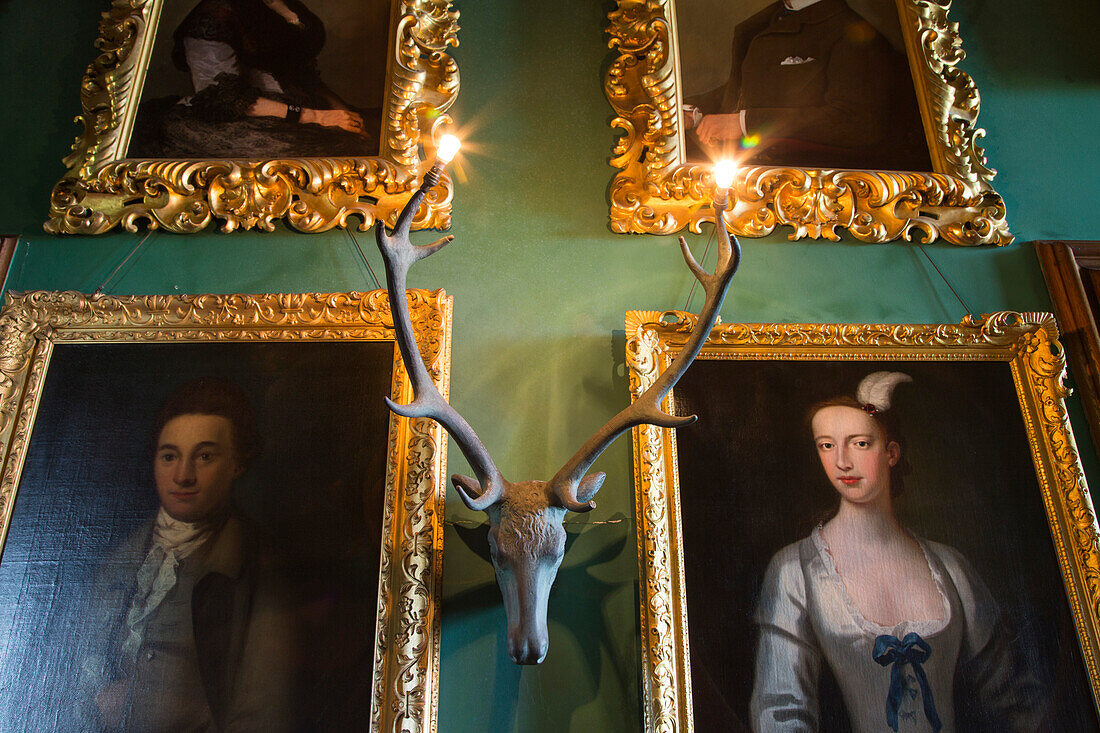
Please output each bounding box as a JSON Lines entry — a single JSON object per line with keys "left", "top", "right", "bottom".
{"left": 437, "top": 134, "right": 461, "bottom": 164}
{"left": 714, "top": 160, "right": 737, "bottom": 190}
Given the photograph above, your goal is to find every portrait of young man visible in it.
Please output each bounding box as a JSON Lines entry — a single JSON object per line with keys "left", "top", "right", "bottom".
{"left": 74, "top": 377, "right": 290, "bottom": 731}
{"left": 0, "top": 340, "right": 394, "bottom": 731}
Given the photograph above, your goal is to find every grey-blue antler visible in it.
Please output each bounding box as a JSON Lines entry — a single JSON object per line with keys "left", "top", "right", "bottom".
{"left": 548, "top": 198, "right": 740, "bottom": 511}
{"left": 375, "top": 166, "right": 507, "bottom": 511}
{"left": 376, "top": 166, "right": 740, "bottom": 664}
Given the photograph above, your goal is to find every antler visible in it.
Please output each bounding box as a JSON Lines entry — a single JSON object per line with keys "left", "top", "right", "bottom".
{"left": 548, "top": 199, "right": 741, "bottom": 512}
{"left": 376, "top": 166, "right": 506, "bottom": 510}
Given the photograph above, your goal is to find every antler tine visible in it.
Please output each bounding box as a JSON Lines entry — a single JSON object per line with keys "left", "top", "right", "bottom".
{"left": 376, "top": 168, "right": 506, "bottom": 511}
{"left": 549, "top": 199, "right": 741, "bottom": 512}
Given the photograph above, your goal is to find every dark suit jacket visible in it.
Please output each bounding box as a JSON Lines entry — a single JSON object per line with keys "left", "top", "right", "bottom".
{"left": 82, "top": 512, "right": 291, "bottom": 732}
{"left": 689, "top": 0, "right": 929, "bottom": 170}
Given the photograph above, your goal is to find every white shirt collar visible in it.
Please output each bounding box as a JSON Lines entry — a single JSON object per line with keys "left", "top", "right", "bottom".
{"left": 152, "top": 505, "right": 213, "bottom": 554}
{"left": 784, "top": 0, "right": 825, "bottom": 11}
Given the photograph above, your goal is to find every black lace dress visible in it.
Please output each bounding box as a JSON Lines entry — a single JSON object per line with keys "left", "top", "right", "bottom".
{"left": 129, "top": 0, "right": 379, "bottom": 159}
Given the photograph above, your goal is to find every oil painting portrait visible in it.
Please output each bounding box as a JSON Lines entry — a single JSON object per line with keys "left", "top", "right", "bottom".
{"left": 669, "top": 360, "right": 1098, "bottom": 731}
{"left": 677, "top": 0, "right": 931, "bottom": 170}
{"left": 0, "top": 340, "right": 394, "bottom": 730}
{"left": 128, "top": 0, "right": 393, "bottom": 158}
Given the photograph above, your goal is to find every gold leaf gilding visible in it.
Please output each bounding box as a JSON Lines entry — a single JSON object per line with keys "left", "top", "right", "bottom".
{"left": 605, "top": 0, "right": 1011, "bottom": 244}
{"left": 47, "top": 0, "right": 460, "bottom": 234}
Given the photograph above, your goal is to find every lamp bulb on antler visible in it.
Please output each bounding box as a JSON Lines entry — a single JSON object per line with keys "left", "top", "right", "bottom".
{"left": 714, "top": 159, "right": 737, "bottom": 191}
{"left": 437, "top": 134, "right": 461, "bottom": 165}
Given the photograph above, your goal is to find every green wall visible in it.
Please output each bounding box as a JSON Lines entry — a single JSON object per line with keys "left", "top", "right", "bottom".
{"left": 1, "top": 0, "right": 1099, "bottom": 729}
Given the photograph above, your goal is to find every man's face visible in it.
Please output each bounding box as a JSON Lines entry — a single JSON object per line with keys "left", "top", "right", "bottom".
{"left": 154, "top": 414, "right": 242, "bottom": 522}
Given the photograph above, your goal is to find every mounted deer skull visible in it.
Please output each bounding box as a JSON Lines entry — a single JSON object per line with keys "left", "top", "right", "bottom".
{"left": 376, "top": 157, "right": 740, "bottom": 664}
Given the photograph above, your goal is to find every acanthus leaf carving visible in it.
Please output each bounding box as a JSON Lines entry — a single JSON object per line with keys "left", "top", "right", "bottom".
{"left": 605, "top": 0, "right": 1012, "bottom": 244}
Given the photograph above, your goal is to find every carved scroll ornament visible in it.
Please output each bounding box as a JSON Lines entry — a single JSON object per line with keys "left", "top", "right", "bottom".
{"left": 46, "top": 0, "right": 460, "bottom": 235}
{"left": 605, "top": 0, "right": 1011, "bottom": 244}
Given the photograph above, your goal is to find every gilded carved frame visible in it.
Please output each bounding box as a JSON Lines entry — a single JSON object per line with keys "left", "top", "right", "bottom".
{"left": 46, "top": 0, "right": 460, "bottom": 234}
{"left": 606, "top": 0, "right": 1010, "bottom": 244}
{"left": 627, "top": 311, "right": 1098, "bottom": 730}
{"left": 0, "top": 289, "right": 450, "bottom": 732}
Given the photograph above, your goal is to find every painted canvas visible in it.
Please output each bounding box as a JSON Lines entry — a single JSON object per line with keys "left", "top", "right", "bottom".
{"left": 629, "top": 314, "right": 1100, "bottom": 731}
{"left": 0, "top": 341, "right": 390, "bottom": 729}
{"left": 674, "top": 360, "right": 1095, "bottom": 730}
{"left": 677, "top": 0, "right": 931, "bottom": 170}
{"left": 0, "top": 290, "right": 451, "bottom": 732}
{"left": 127, "top": 0, "right": 392, "bottom": 158}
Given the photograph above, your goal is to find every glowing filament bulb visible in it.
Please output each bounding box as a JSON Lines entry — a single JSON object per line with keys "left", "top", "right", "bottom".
{"left": 714, "top": 160, "right": 737, "bottom": 191}
{"left": 437, "top": 134, "right": 461, "bottom": 164}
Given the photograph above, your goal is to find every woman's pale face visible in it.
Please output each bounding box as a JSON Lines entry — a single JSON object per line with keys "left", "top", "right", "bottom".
{"left": 811, "top": 405, "right": 900, "bottom": 507}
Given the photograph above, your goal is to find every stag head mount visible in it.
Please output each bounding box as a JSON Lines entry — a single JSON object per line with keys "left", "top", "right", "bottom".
{"left": 377, "top": 162, "right": 740, "bottom": 664}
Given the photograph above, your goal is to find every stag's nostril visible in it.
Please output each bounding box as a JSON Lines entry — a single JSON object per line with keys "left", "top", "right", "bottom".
{"left": 508, "top": 635, "right": 549, "bottom": 665}
{"left": 508, "top": 640, "right": 531, "bottom": 665}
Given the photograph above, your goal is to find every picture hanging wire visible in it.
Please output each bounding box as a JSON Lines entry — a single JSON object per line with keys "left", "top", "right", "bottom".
{"left": 914, "top": 241, "right": 978, "bottom": 322}
{"left": 683, "top": 222, "right": 718, "bottom": 313}
{"left": 346, "top": 228, "right": 382, "bottom": 291}
{"left": 95, "top": 230, "right": 156, "bottom": 295}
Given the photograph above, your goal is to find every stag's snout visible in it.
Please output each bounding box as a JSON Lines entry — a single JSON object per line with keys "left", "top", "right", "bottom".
{"left": 501, "top": 575, "right": 553, "bottom": 664}
{"left": 487, "top": 499, "right": 566, "bottom": 665}
{"left": 508, "top": 625, "right": 549, "bottom": 665}
{"left": 496, "top": 567, "right": 555, "bottom": 664}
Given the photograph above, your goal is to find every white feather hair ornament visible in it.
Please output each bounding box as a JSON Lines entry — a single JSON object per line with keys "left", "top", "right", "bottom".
{"left": 855, "top": 371, "right": 913, "bottom": 414}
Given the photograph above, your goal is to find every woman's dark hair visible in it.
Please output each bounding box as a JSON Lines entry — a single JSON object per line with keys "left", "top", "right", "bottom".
{"left": 805, "top": 395, "right": 911, "bottom": 499}
{"left": 150, "top": 377, "right": 260, "bottom": 466}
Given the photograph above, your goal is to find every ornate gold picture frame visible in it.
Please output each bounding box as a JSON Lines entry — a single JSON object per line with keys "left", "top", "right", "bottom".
{"left": 1037, "top": 241, "right": 1100, "bottom": 463}
{"left": 606, "top": 0, "right": 1010, "bottom": 244}
{"left": 0, "top": 290, "right": 450, "bottom": 732}
{"left": 47, "top": 0, "right": 459, "bottom": 234}
{"left": 628, "top": 311, "right": 1098, "bottom": 730}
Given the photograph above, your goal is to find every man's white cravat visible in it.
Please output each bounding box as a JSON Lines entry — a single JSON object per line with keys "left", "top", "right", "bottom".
{"left": 122, "top": 508, "right": 214, "bottom": 660}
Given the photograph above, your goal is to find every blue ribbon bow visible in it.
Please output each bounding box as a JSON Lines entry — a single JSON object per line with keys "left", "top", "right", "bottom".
{"left": 872, "top": 632, "right": 942, "bottom": 732}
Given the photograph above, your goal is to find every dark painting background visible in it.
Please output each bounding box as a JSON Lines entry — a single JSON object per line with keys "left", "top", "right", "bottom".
{"left": 140, "top": 0, "right": 393, "bottom": 112}
{"left": 679, "top": 0, "right": 907, "bottom": 97}
{"left": 671, "top": 359, "right": 1098, "bottom": 731}
{"left": 128, "top": 0, "right": 393, "bottom": 158}
{"left": 0, "top": 340, "right": 394, "bottom": 730}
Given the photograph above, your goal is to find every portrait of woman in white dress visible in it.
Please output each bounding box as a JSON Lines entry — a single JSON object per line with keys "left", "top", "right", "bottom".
{"left": 750, "top": 372, "right": 1042, "bottom": 732}
{"left": 668, "top": 361, "right": 1098, "bottom": 732}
